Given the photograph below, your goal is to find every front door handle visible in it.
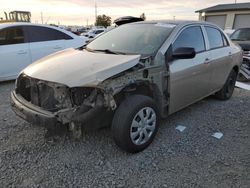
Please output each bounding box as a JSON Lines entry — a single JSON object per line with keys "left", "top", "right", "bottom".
{"left": 54, "top": 45, "right": 62, "bottom": 50}
{"left": 17, "top": 50, "right": 28, "bottom": 55}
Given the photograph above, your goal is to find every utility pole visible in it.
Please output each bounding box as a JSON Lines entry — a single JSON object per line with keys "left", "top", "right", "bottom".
{"left": 41, "top": 12, "right": 44, "bottom": 24}
{"left": 95, "top": 0, "right": 97, "bottom": 26}
{"left": 235, "top": 0, "right": 237, "bottom": 3}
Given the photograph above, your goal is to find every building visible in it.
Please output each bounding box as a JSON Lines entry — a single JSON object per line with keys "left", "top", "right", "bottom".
{"left": 196, "top": 3, "right": 250, "bottom": 30}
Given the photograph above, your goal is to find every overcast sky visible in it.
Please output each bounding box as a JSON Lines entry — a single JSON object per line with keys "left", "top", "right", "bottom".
{"left": 0, "top": 0, "right": 249, "bottom": 25}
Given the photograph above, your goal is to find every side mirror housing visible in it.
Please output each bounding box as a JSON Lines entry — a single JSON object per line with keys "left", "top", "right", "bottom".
{"left": 172, "top": 47, "right": 196, "bottom": 59}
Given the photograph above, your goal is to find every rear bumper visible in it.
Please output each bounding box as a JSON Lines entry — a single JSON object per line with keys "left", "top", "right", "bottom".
{"left": 10, "top": 91, "right": 57, "bottom": 128}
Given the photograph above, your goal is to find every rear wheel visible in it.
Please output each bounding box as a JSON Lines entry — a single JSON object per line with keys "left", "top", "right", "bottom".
{"left": 111, "top": 95, "right": 159, "bottom": 153}
{"left": 215, "top": 69, "right": 237, "bottom": 100}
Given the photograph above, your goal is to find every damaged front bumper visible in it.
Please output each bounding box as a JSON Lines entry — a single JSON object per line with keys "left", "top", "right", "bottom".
{"left": 11, "top": 91, "right": 73, "bottom": 128}
{"left": 11, "top": 91, "right": 107, "bottom": 129}
{"left": 11, "top": 91, "right": 59, "bottom": 128}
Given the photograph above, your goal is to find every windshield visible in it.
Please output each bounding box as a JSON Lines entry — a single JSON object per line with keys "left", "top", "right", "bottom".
{"left": 87, "top": 23, "right": 175, "bottom": 55}
{"left": 231, "top": 28, "right": 250, "bottom": 41}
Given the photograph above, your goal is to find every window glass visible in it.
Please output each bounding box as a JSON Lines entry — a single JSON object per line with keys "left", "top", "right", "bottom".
{"left": 26, "top": 26, "right": 72, "bottom": 42}
{"left": 205, "top": 27, "right": 224, "bottom": 49}
{"left": 173, "top": 26, "right": 205, "bottom": 53}
{"left": 0, "top": 27, "right": 24, "bottom": 45}
{"left": 230, "top": 28, "right": 250, "bottom": 41}
{"left": 95, "top": 30, "right": 104, "bottom": 34}
{"left": 87, "top": 23, "right": 174, "bottom": 56}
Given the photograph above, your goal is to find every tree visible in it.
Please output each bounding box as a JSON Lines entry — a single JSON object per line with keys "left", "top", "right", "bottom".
{"left": 96, "top": 14, "right": 112, "bottom": 27}
{"left": 140, "top": 13, "right": 146, "bottom": 21}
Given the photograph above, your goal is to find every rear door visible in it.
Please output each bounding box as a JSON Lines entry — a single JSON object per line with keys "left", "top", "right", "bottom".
{"left": 168, "top": 25, "right": 213, "bottom": 114}
{"left": 24, "top": 26, "right": 70, "bottom": 62}
{"left": 0, "top": 26, "right": 31, "bottom": 81}
{"left": 204, "top": 26, "right": 232, "bottom": 91}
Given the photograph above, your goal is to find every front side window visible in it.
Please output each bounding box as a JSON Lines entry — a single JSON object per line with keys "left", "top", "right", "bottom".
{"left": 173, "top": 26, "right": 205, "bottom": 53}
{"left": 87, "top": 23, "right": 175, "bottom": 56}
{"left": 26, "top": 26, "right": 72, "bottom": 43}
{"left": 205, "top": 27, "right": 224, "bottom": 49}
{"left": 0, "top": 27, "right": 25, "bottom": 45}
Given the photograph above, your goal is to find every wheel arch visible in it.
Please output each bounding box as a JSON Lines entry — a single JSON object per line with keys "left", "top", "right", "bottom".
{"left": 113, "top": 81, "right": 167, "bottom": 117}
{"left": 233, "top": 65, "right": 239, "bottom": 74}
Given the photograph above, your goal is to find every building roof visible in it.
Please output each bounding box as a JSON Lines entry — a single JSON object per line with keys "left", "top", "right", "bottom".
{"left": 196, "top": 3, "right": 250, "bottom": 13}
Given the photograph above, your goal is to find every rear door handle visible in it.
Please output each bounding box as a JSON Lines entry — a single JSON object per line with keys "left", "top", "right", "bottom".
{"left": 204, "top": 58, "right": 211, "bottom": 64}
{"left": 17, "top": 50, "right": 28, "bottom": 55}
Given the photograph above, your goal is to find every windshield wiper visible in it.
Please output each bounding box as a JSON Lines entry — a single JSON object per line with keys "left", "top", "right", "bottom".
{"left": 87, "top": 48, "right": 126, "bottom": 55}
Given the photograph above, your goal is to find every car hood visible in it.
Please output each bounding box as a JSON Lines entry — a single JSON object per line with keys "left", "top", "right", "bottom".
{"left": 23, "top": 48, "right": 141, "bottom": 87}
{"left": 233, "top": 40, "right": 250, "bottom": 51}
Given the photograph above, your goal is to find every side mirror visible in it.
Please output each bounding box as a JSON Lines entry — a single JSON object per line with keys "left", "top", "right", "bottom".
{"left": 172, "top": 47, "right": 196, "bottom": 59}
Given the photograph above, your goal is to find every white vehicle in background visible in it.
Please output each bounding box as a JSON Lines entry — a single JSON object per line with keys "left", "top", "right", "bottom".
{"left": 82, "top": 28, "right": 106, "bottom": 38}
{"left": 0, "top": 23, "right": 86, "bottom": 81}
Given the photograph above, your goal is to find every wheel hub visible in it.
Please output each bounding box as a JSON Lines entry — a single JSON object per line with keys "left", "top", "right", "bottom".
{"left": 130, "top": 107, "right": 156, "bottom": 145}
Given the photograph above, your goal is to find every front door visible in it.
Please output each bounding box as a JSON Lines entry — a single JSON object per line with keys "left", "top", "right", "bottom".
{"left": 168, "top": 26, "right": 213, "bottom": 114}
{"left": 0, "top": 26, "right": 30, "bottom": 81}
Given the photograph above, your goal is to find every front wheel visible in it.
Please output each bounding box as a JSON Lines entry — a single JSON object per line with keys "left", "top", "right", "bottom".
{"left": 215, "top": 69, "right": 237, "bottom": 100}
{"left": 111, "top": 95, "right": 159, "bottom": 153}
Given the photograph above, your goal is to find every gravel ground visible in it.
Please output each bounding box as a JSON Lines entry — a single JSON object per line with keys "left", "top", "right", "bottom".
{"left": 0, "top": 81, "right": 249, "bottom": 188}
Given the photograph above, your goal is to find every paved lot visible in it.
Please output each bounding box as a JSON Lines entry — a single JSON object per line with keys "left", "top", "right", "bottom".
{"left": 0, "top": 81, "right": 249, "bottom": 188}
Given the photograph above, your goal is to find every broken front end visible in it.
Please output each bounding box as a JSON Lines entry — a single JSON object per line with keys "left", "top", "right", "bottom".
{"left": 11, "top": 74, "right": 115, "bottom": 130}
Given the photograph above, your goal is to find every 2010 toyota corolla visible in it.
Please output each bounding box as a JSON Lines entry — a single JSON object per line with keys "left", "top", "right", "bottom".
{"left": 11, "top": 21, "right": 242, "bottom": 153}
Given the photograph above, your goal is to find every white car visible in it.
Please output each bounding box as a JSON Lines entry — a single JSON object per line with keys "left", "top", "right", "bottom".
{"left": 83, "top": 28, "right": 105, "bottom": 38}
{"left": 0, "top": 23, "right": 86, "bottom": 81}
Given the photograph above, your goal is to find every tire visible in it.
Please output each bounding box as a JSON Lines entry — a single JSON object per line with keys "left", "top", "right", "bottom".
{"left": 215, "top": 69, "right": 237, "bottom": 100}
{"left": 111, "top": 95, "right": 159, "bottom": 153}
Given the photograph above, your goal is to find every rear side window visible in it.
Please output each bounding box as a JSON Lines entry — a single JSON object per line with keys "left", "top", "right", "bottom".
{"left": 0, "top": 27, "right": 25, "bottom": 45}
{"left": 26, "top": 26, "right": 73, "bottom": 42}
{"left": 173, "top": 26, "right": 205, "bottom": 53}
{"left": 205, "top": 27, "right": 224, "bottom": 49}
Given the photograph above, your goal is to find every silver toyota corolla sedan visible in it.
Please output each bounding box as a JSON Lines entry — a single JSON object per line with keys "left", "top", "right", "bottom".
{"left": 11, "top": 21, "right": 242, "bottom": 153}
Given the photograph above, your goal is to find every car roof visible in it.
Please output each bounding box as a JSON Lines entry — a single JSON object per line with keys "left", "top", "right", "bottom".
{"left": 0, "top": 22, "right": 61, "bottom": 30}
{"left": 0, "top": 22, "right": 80, "bottom": 38}
{"left": 129, "top": 20, "right": 219, "bottom": 27}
